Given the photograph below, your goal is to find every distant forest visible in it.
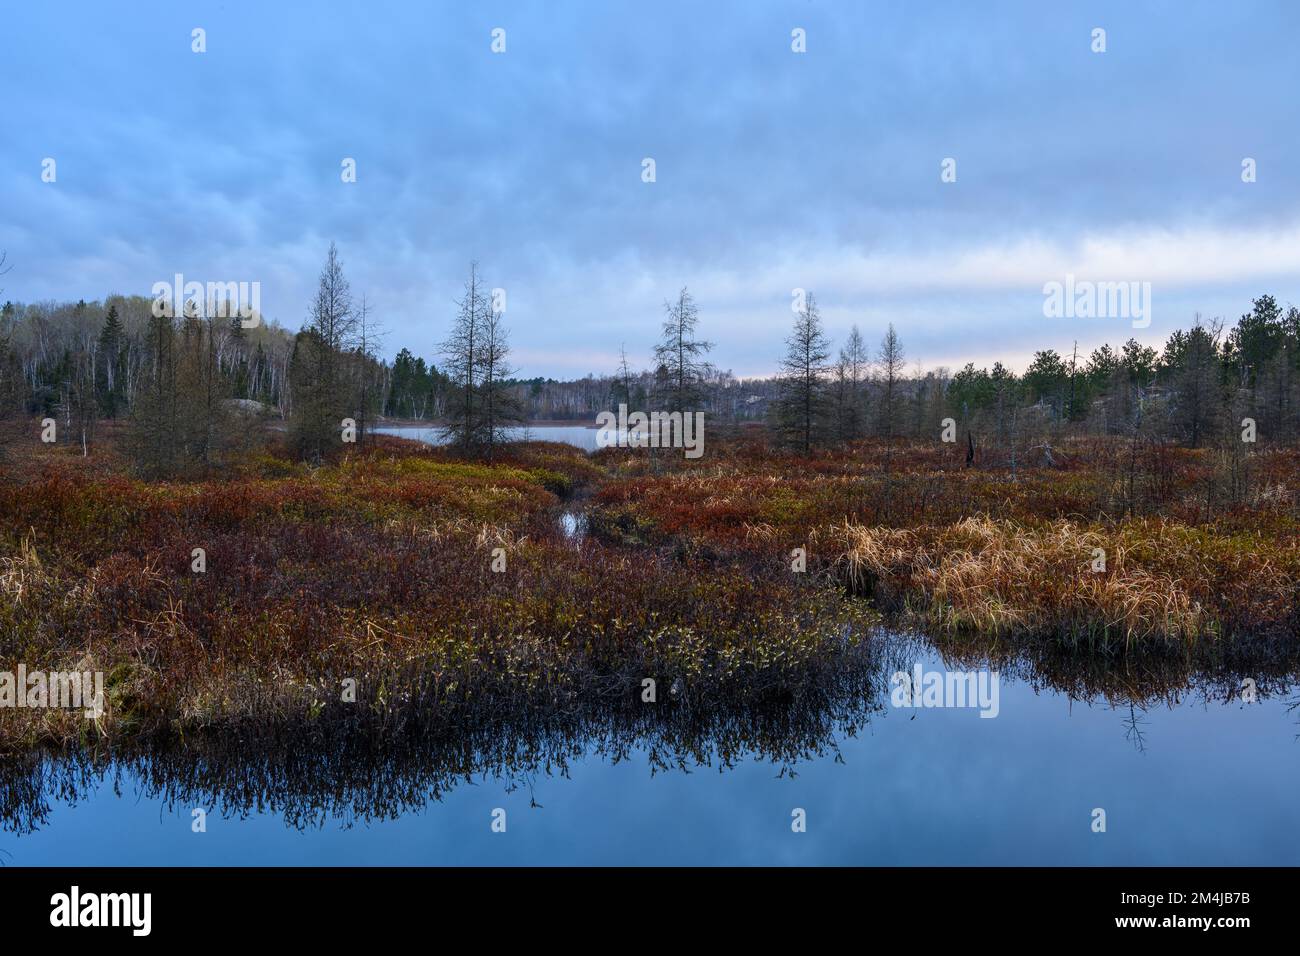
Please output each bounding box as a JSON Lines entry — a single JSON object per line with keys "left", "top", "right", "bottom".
{"left": 1, "top": 246, "right": 1297, "bottom": 472}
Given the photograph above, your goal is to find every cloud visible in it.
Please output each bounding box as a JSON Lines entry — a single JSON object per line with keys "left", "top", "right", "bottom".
{"left": 2, "top": 1, "right": 1298, "bottom": 378}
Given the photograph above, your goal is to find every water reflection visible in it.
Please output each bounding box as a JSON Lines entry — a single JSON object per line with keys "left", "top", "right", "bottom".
{"left": 2, "top": 631, "right": 1298, "bottom": 854}
{"left": 0, "top": 638, "right": 894, "bottom": 835}
{"left": 375, "top": 424, "right": 603, "bottom": 453}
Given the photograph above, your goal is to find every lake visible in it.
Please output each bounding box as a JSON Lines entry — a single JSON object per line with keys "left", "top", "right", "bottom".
{"left": 3, "top": 635, "right": 1297, "bottom": 865}
{"left": 375, "top": 424, "right": 606, "bottom": 453}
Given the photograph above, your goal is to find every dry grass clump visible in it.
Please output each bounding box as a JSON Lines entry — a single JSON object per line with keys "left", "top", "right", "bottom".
{"left": 830, "top": 516, "right": 1298, "bottom": 645}
{"left": 587, "top": 437, "right": 1297, "bottom": 647}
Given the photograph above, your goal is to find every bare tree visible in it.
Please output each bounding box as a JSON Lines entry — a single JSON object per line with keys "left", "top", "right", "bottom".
{"left": 837, "top": 324, "right": 869, "bottom": 439}
{"left": 440, "top": 262, "right": 487, "bottom": 450}
{"left": 68, "top": 343, "right": 97, "bottom": 456}
{"left": 354, "top": 296, "right": 385, "bottom": 449}
{"left": 0, "top": 253, "right": 15, "bottom": 424}
{"left": 477, "top": 302, "right": 523, "bottom": 459}
{"left": 613, "top": 344, "right": 636, "bottom": 408}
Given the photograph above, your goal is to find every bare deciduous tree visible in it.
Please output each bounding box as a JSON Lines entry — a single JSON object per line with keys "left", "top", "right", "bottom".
{"left": 440, "top": 262, "right": 487, "bottom": 450}
{"left": 477, "top": 302, "right": 523, "bottom": 459}
{"left": 836, "top": 324, "right": 869, "bottom": 440}
{"left": 353, "top": 296, "right": 385, "bottom": 449}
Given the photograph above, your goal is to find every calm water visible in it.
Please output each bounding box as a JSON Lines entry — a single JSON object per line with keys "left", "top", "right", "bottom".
{"left": 375, "top": 424, "right": 605, "bottom": 452}
{"left": 3, "top": 638, "right": 1297, "bottom": 866}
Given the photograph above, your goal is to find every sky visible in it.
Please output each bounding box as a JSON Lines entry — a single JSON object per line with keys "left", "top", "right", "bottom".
{"left": 2, "top": 0, "right": 1299, "bottom": 379}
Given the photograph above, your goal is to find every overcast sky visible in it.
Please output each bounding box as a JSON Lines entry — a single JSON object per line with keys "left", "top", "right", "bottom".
{"left": 3, "top": 1, "right": 1299, "bottom": 378}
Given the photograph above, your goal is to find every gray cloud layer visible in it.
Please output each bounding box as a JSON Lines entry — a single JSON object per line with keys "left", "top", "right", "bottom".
{"left": 3, "top": 0, "right": 1298, "bottom": 376}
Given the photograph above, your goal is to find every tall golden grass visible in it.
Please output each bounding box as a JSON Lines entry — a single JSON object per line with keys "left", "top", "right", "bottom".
{"left": 830, "top": 515, "right": 1298, "bottom": 644}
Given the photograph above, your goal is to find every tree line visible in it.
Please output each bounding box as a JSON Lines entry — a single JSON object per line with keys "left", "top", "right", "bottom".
{"left": 1, "top": 241, "right": 1297, "bottom": 473}
{"left": 769, "top": 292, "right": 1300, "bottom": 457}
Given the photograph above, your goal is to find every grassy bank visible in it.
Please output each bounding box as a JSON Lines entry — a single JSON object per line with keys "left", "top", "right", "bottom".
{"left": 589, "top": 436, "right": 1300, "bottom": 647}
{"left": 0, "top": 427, "right": 1296, "bottom": 752}
{"left": 0, "top": 432, "right": 872, "bottom": 750}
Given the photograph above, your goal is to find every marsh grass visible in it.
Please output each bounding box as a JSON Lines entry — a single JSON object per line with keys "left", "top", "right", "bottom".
{"left": 829, "top": 515, "right": 1296, "bottom": 646}
{"left": 0, "top": 429, "right": 1295, "bottom": 752}
{"left": 0, "top": 434, "right": 880, "bottom": 749}
{"left": 590, "top": 437, "right": 1299, "bottom": 649}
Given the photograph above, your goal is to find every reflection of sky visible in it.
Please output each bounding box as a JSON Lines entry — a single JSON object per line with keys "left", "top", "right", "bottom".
{"left": 376, "top": 425, "right": 603, "bottom": 452}
{"left": 7, "top": 646, "right": 1298, "bottom": 865}
{"left": 376, "top": 425, "right": 655, "bottom": 453}
{"left": 4, "top": 1, "right": 1299, "bottom": 378}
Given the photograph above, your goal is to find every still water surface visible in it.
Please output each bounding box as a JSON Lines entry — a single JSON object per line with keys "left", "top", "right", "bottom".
{"left": 375, "top": 424, "right": 604, "bottom": 452}
{"left": 2, "top": 639, "right": 1296, "bottom": 866}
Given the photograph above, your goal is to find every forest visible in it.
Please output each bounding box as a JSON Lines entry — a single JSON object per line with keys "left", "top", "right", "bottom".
{"left": 2, "top": 244, "right": 1297, "bottom": 473}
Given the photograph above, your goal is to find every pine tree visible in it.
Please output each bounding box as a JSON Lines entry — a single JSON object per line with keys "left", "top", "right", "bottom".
{"left": 127, "top": 310, "right": 178, "bottom": 477}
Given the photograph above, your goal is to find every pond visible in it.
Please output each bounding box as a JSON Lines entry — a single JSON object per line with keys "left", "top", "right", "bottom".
{"left": 3, "top": 635, "right": 1296, "bottom": 865}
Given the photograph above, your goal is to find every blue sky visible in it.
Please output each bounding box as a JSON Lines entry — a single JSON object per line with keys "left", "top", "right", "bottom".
{"left": 3, "top": 1, "right": 1299, "bottom": 378}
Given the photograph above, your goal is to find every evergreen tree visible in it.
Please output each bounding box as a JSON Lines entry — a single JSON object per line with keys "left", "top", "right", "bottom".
{"left": 1166, "top": 317, "right": 1224, "bottom": 448}
{"left": 127, "top": 310, "right": 178, "bottom": 477}
{"left": 440, "top": 263, "right": 488, "bottom": 449}
{"left": 97, "top": 305, "right": 126, "bottom": 417}
{"left": 291, "top": 242, "right": 357, "bottom": 461}
{"left": 775, "top": 293, "right": 832, "bottom": 454}
{"left": 877, "top": 323, "right": 906, "bottom": 438}
{"left": 653, "top": 287, "right": 713, "bottom": 415}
